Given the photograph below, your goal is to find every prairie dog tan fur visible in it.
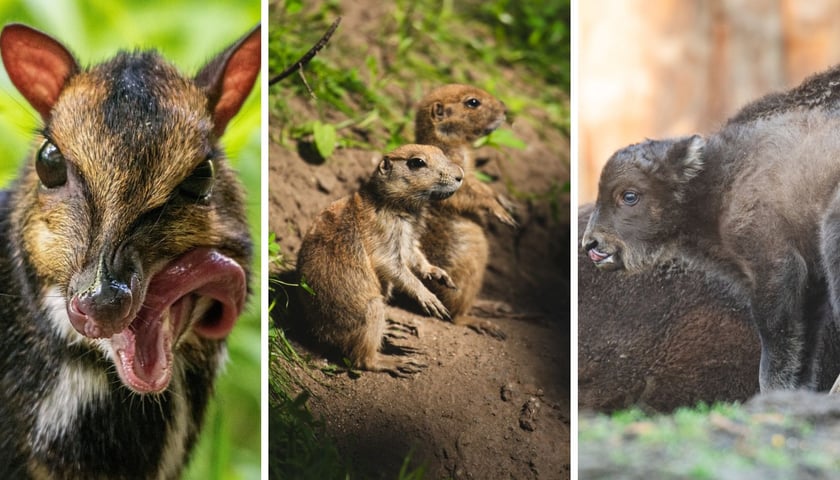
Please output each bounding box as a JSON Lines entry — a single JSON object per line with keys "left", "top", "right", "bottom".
{"left": 414, "top": 84, "right": 512, "bottom": 338}
{"left": 297, "top": 144, "right": 463, "bottom": 375}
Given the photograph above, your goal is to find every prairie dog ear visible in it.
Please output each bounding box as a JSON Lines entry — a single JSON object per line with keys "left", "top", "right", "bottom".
{"left": 195, "top": 24, "right": 261, "bottom": 137}
{"left": 377, "top": 156, "right": 392, "bottom": 175}
{"left": 0, "top": 23, "right": 79, "bottom": 121}
{"left": 432, "top": 101, "right": 446, "bottom": 121}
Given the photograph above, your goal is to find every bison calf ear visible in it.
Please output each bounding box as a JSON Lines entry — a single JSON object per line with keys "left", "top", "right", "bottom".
{"left": 667, "top": 134, "right": 706, "bottom": 183}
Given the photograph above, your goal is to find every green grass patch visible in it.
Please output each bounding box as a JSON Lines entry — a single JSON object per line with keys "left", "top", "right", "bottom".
{"left": 268, "top": 0, "right": 569, "bottom": 161}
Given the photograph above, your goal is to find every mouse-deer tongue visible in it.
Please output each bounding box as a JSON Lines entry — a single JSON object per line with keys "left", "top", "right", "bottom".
{"left": 109, "top": 248, "right": 246, "bottom": 394}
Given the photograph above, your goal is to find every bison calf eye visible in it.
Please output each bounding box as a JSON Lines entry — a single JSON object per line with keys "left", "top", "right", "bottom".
{"left": 407, "top": 157, "right": 427, "bottom": 170}
{"left": 621, "top": 191, "right": 640, "bottom": 206}
{"left": 464, "top": 98, "right": 481, "bottom": 108}
{"left": 180, "top": 159, "right": 215, "bottom": 200}
{"left": 36, "top": 140, "right": 68, "bottom": 189}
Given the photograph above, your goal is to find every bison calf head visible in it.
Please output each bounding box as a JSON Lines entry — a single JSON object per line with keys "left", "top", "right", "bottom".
{"left": 582, "top": 135, "right": 705, "bottom": 273}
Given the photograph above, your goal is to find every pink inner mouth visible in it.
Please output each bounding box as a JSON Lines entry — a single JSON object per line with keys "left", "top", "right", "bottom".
{"left": 587, "top": 248, "right": 611, "bottom": 263}
{"left": 108, "top": 248, "right": 246, "bottom": 394}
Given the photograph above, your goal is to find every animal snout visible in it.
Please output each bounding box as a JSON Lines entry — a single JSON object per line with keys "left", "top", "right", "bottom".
{"left": 441, "top": 165, "right": 464, "bottom": 186}
{"left": 581, "top": 209, "right": 602, "bottom": 251}
{"left": 68, "top": 279, "right": 134, "bottom": 338}
{"left": 452, "top": 165, "right": 464, "bottom": 183}
{"left": 581, "top": 226, "right": 600, "bottom": 251}
{"left": 67, "top": 251, "right": 141, "bottom": 338}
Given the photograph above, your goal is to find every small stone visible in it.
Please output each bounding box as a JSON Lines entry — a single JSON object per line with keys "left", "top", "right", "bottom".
{"left": 315, "top": 171, "right": 336, "bottom": 193}
{"left": 519, "top": 397, "right": 540, "bottom": 431}
{"left": 501, "top": 383, "right": 516, "bottom": 401}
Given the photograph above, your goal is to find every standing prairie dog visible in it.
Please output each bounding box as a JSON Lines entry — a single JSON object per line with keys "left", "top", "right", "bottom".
{"left": 297, "top": 144, "right": 463, "bottom": 375}
{"left": 0, "top": 23, "right": 259, "bottom": 479}
{"left": 414, "top": 84, "right": 513, "bottom": 338}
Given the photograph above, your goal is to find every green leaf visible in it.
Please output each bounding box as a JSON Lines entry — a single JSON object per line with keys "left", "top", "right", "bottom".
{"left": 268, "top": 231, "right": 279, "bottom": 257}
{"left": 312, "top": 121, "right": 337, "bottom": 159}
{"left": 484, "top": 128, "right": 527, "bottom": 150}
{"left": 299, "top": 277, "right": 316, "bottom": 296}
{"left": 474, "top": 170, "right": 494, "bottom": 183}
{"left": 284, "top": 0, "right": 303, "bottom": 14}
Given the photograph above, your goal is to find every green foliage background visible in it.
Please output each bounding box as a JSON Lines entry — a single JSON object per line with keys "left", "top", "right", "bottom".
{"left": 0, "top": 1, "right": 261, "bottom": 479}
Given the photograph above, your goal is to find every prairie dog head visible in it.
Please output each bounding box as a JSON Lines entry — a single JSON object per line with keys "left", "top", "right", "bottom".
{"left": 415, "top": 84, "right": 507, "bottom": 147}
{"left": 372, "top": 144, "right": 464, "bottom": 210}
{"left": 582, "top": 135, "right": 705, "bottom": 273}
{"left": 0, "top": 23, "right": 260, "bottom": 394}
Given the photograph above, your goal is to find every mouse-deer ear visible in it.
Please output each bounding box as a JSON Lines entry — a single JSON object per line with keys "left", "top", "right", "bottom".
{"left": 195, "top": 24, "right": 261, "bottom": 137}
{"left": 0, "top": 23, "right": 79, "bottom": 121}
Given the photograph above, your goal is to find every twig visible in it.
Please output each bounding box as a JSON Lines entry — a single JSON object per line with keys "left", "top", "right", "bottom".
{"left": 268, "top": 16, "right": 342, "bottom": 88}
{"left": 297, "top": 67, "right": 315, "bottom": 98}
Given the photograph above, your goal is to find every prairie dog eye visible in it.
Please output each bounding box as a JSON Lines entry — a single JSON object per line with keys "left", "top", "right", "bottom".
{"left": 36, "top": 140, "right": 68, "bottom": 189}
{"left": 406, "top": 157, "right": 427, "bottom": 170}
{"left": 621, "top": 190, "right": 640, "bottom": 206}
{"left": 180, "top": 159, "right": 215, "bottom": 200}
{"left": 465, "top": 98, "right": 481, "bottom": 108}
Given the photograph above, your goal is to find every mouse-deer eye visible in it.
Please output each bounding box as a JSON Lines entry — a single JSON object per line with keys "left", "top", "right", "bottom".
{"left": 621, "top": 190, "right": 640, "bottom": 206}
{"left": 180, "top": 159, "right": 215, "bottom": 200}
{"left": 406, "top": 157, "right": 427, "bottom": 170}
{"left": 464, "top": 98, "right": 481, "bottom": 108}
{"left": 36, "top": 140, "right": 68, "bottom": 189}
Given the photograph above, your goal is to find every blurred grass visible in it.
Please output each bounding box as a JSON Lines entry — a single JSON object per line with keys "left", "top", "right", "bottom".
{"left": 0, "top": 2, "right": 261, "bottom": 479}
{"left": 579, "top": 401, "right": 840, "bottom": 479}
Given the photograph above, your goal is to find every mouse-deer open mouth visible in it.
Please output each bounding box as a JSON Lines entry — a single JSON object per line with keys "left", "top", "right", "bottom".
{"left": 108, "top": 248, "right": 246, "bottom": 394}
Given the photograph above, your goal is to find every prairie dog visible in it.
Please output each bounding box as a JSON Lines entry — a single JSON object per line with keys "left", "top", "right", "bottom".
{"left": 415, "top": 83, "right": 515, "bottom": 224}
{"left": 297, "top": 144, "right": 463, "bottom": 375}
{"left": 0, "top": 23, "right": 259, "bottom": 478}
{"left": 414, "top": 84, "right": 512, "bottom": 338}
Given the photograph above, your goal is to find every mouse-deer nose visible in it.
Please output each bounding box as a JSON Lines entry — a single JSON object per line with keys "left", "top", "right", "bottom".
{"left": 68, "top": 279, "right": 133, "bottom": 338}
{"left": 67, "top": 250, "right": 140, "bottom": 338}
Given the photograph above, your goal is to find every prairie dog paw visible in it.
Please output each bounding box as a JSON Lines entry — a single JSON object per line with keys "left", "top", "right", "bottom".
{"left": 417, "top": 290, "right": 450, "bottom": 320}
{"left": 424, "top": 265, "right": 457, "bottom": 290}
{"left": 494, "top": 196, "right": 518, "bottom": 228}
